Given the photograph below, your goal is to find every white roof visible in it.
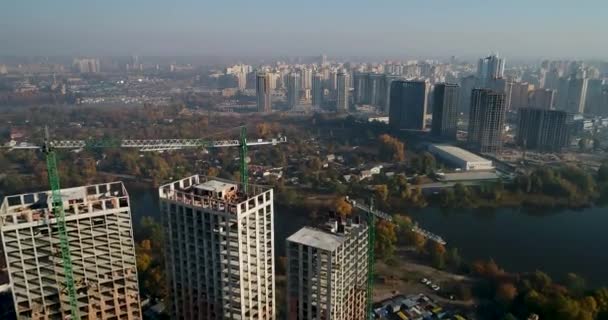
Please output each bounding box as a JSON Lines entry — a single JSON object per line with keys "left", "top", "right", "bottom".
{"left": 430, "top": 145, "right": 490, "bottom": 163}
{"left": 287, "top": 227, "right": 345, "bottom": 252}
{"left": 194, "top": 180, "right": 237, "bottom": 193}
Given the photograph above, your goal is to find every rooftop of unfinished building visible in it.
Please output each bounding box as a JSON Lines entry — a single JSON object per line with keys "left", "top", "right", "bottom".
{"left": 0, "top": 181, "right": 129, "bottom": 228}
{"left": 158, "top": 175, "right": 272, "bottom": 210}
{"left": 287, "top": 218, "right": 367, "bottom": 252}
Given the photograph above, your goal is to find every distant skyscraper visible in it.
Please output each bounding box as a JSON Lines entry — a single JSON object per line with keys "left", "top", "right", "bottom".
{"left": 517, "top": 108, "right": 570, "bottom": 152}
{"left": 557, "top": 77, "right": 588, "bottom": 114}
{"left": 312, "top": 73, "right": 324, "bottom": 107}
{"left": 301, "top": 68, "right": 313, "bottom": 90}
{"left": 468, "top": 89, "right": 507, "bottom": 153}
{"left": 336, "top": 71, "right": 349, "bottom": 112}
{"left": 368, "top": 73, "right": 385, "bottom": 107}
{"left": 487, "top": 78, "right": 513, "bottom": 110}
{"left": 73, "top": 58, "right": 100, "bottom": 73}
{"left": 584, "top": 79, "right": 605, "bottom": 116}
{"left": 431, "top": 83, "right": 460, "bottom": 140}
{"left": 389, "top": 80, "right": 428, "bottom": 131}
{"left": 286, "top": 218, "right": 368, "bottom": 320}
{"left": 256, "top": 72, "right": 272, "bottom": 112}
{"left": 529, "top": 89, "right": 556, "bottom": 110}
{"left": 477, "top": 54, "right": 505, "bottom": 86}
{"left": 353, "top": 72, "right": 369, "bottom": 104}
{"left": 510, "top": 82, "right": 535, "bottom": 109}
{"left": 383, "top": 75, "right": 402, "bottom": 114}
{"left": 287, "top": 73, "right": 301, "bottom": 109}
{"left": 320, "top": 54, "right": 328, "bottom": 66}
{"left": 458, "top": 75, "right": 477, "bottom": 115}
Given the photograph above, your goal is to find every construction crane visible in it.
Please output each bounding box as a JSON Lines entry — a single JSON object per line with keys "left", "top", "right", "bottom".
{"left": 9, "top": 126, "right": 286, "bottom": 319}
{"left": 345, "top": 196, "right": 393, "bottom": 320}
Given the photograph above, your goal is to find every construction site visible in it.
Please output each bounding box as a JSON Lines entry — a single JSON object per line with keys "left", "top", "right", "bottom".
{"left": 0, "top": 182, "right": 141, "bottom": 319}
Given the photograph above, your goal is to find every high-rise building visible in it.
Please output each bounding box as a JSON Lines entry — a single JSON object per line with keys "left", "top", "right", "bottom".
{"left": 336, "top": 71, "right": 350, "bottom": 112}
{"left": 458, "top": 75, "right": 477, "bottom": 115}
{"left": 431, "top": 83, "right": 460, "bottom": 140}
{"left": 584, "top": 79, "right": 605, "bottom": 116}
{"left": 301, "top": 68, "right": 313, "bottom": 90}
{"left": 389, "top": 80, "right": 428, "bottom": 131}
{"left": 477, "top": 54, "right": 505, "bottom": 86}
{"left": 160, "top": 176, "right": 275, "bottom": 320}
{"left": 556, "top": 77, "right": 588, "bottom": 114}
{"left": 257, "top": 73, "right": 273, "bottom": 112}
{"left": 383, "top": 75, "right": 403, "bottom": 114}
{"left": 517, "top": 108, "right": 570, "bottom": 152}
{"left": 287, "top": 73, "right": 301, "bottom": 109}
{"left": 467, "top": 89, "right": 507, "bottom": 153}
{"left": 353, "top": 72, "right": 369, "bottom": 105}
{"left": 73, "top": 58, "right": 100, "bottom": 73}
{"left": 510, "top": 82, "right": 535, "bottom": 110}
{"left": 0, "top": 182, "right": 142, "bottom": 319}
{"left": 286, "top": 218, "right": 368, "bottom": 320}
{"left": 487, "top": 78, "right": 514, "bottom": 110}
{"left": 529, "top": 89, "right": 556, "bottom": 110}
{"left": 368, "top": 73, "right": 386, "bottom": 107}
{"left": 312, "top": 73, "right": 324, "bottom": 107}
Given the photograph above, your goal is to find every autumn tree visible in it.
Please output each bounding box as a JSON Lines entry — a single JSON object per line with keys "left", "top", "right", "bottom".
{"left": 378, "top": 134, "right": 405, "bottom": 162}
{"left": 427, "top": 241, "right": 447, "bottom": 269}
{"left": 495, "top": 282, "right": 518, "bottom": 305}
{"left": 375, "top": 220, "right": 397, "bottom": 260}
{"left": 333, "top": 197, "right": 352, "bottom": 217}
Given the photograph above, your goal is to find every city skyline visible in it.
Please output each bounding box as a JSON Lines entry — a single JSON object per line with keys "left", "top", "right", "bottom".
{"left": 1, "top": 0, "right": 607, "bottom": 58}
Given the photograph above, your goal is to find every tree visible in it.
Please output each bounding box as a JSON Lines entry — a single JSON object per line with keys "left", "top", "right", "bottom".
{"left": 565, "top": 273, "right": 587, "bottom": 297}
{"left": 496, "top": 282, "right": 518, "bottom": 305}
{"left": 447, "top": 247, "right": 462, "bottom": 269}
{"left": 376, "top": 220, "right": 397, "bottom": 260}
{"left": 375, "top": 184, "right": 389, "bottom": 203}
{"left": 406, "top": 230, "right": 427, "bottom": 252}
{"left": 427, "top": 241, "right": 446, "bottom": 269}
{"left": 334, "top": 197, "right": 352, "bottom": 217}
{"left": 579, "top": 138, "right": 589, "bottom": 151}
{"left": 378, "top": 134, "right": 405, "bottom": 162}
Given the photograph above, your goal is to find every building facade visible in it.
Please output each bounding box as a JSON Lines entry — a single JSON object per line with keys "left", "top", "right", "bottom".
{"left": 160, "top": 176, "right": 275, "bottom": 320}
{"left": 431, "top": 83, "right": 460, "bottom": 140}
{"left": 312, "top": 73, "right": 324, "bottom": 107}
{"left": 467, "top": 89, "right": 507, "bottom": 153}
{"left": 389, "top": 80, "right": 428, "bottom": 131}
{"left": 557, "top": 77, "right": 588, "bottom": 114}
{"left": 336, "top": 71, "right": 350, "bottom": 112}
{"left": 516, "top": 108, "right": 570, "bottom": 152}
{"left": 286, "top": 218, "right": 368, "bottom": 320}
{"left": 529, "top": 89, "right": 556, "bottom": 110}
{"left": 287, "top": 73, "right": 301, "bottom": 109}
{"left": 257, "top": 73, "right": 273, "bottom": 112}
{"left": 477, "top": 54, "right": 505, "bottom": 86}
{"left": 0, "top": 182, "right": 142, "bottom": 319}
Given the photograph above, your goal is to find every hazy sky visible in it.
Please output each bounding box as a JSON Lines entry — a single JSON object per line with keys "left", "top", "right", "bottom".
{"left": 1, "top": 0, "right": 606, "bottom": 59}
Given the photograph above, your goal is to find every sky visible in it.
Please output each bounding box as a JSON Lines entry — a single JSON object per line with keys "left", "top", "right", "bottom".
{"left": 1, "top": 0, "right": 607, "bottom": 59}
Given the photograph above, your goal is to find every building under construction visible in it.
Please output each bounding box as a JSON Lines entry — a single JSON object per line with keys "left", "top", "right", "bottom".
{"left": 286, "top": 217, "right": 369, "bottom": 320}
{"left": 0, "top": 182, "right": 142, "bottom": 319}
{"left": 159, "top": 175, "right": 275, "bottom": 319}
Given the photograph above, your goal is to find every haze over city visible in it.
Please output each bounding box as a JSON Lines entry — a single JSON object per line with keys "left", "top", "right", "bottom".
{"left": 2, "top": 0, "right": 607, "bottom": 58}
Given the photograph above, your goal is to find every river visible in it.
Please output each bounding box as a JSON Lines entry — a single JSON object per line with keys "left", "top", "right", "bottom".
{"left": 124, "top": 182, "right": 608, "bottom": 287}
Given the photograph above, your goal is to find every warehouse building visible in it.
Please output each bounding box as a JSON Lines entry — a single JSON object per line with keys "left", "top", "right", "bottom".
{"left": 428, "top": 144, "right": 494, "bottom": 171}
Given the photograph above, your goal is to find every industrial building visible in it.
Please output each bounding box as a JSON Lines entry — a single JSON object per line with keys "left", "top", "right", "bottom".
{"left": 159, "top": 176, "right": 275, "bottom": 320}
{"left": 428, "top": 144, "right": 494, "bottom": 171}
{"left": 286, "top": 218, "right": 368, "bottom": 320}
{"left": 0, "top": 182, "right": 142, "bottom": 319}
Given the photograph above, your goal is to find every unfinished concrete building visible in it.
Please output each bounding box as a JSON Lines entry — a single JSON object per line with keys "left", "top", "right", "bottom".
{"left": 159, "top": 176, "right": 275, "bottom": 320}
{"left": 0, "top": 182, "right": 142, "bottom": 319}
{"left": 286, "top": 218, "right": 369, "bottom": 320}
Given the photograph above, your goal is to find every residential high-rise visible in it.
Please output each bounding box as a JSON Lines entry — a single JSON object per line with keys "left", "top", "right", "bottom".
{"left": 477, "top": 54, "right": 505, "bottom": 86}
{"left": 468, "top": 89, "right": 507, "bottom": 153}
{"left": 389, "top": 80, "right": 428, "bottom": 131}
{"left": 336, "top": 71, "right": 350, "bottom": 112}
{"left": 383, "top": 75, "right": 403, "bottom": 114}
{"left": 458, "top": 75, "right": 477, "bottom": 115}
{"left": 353, "top": 72, "right": 369, "bottom": 105}
{"left": 73, "top": 58, "right": 100, "bottom": 73}
{"left": 584, "top": 79, "right": 605, "bottom": 116}
{"left": 529, "top": 89, "right": 556, "bottom": 110}
{"left": 301, "top": 68, "right": 313, "bottom": 90}
{"left": 517, "top": 108, "right": 570, "bottom": 152}
{"left": 431, "top": 83, "right": 460, "bottom": 140}
{"left": 160, "top": 176, "right": 275, "bottom": 320}
{"left": 312, "top": 73, "right": 324, "bottom": 107}
{"left": 510, "top": 82, "right": 535, "bottom": 110}
{"left": 368, "top": 73, "right": 386, "bottom": 107}
{"left": 287, "top": 73, "right": 301, "bottom": 109}
{"left": 286, "top": 218, "right": 368, "bottom": 320}
{"left": 556, "top": 77, "right": 588, "bottom": 114}
{"left": 0, "top": 182, "right": 142, "bottom": 319}
{"left": 257, "top": 72, "right": 273, "bottom": 112}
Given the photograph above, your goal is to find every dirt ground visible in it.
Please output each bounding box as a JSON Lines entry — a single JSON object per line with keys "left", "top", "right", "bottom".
{"left": 374, "top": 247, "right": 477, "bottom": 310}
